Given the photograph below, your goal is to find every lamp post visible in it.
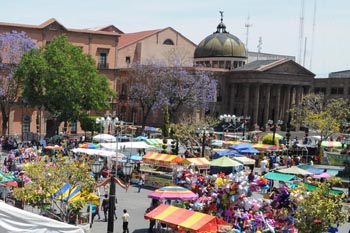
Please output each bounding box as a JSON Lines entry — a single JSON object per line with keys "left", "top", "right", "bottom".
{"left": 122, "top": 158, "right": 134, "bottom": 183}
{"left": 219, "top": 114, "right": 237, "bottom": 132}
{"left": 107, "top": 173, "right": 116, "bottom": 233}
{"left": 90, "top": 160, "right": 103, "bottom": 181}
{"left": 196, "top": 127, "right": 214, "bottom": 157}
{"left": 240, "top": 116, "right": 251, "bottom": 139}
{"left": 267, "top": 119, "right": 283, "bottom": 145}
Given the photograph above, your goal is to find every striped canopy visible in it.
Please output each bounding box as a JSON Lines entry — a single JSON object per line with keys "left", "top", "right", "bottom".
{"left": 52, "top": 183, "right": 80, "bottom": 202}
{"left": 145, "top": 204, "right": 230, "bottom": 233}
{"left": 144, "top": 139, "right": 164, "bottom": 147}
{"left": 181, "top": 158, "right": 210, "bottom": 169}
{"left": 148, "top": 186, "right": 198, "bottom": 200}
{"left": 143, "top": 152, "right": 183, "bottom": 166}
{"left": 321, "top": 141, "right": 342, "bottom": 148}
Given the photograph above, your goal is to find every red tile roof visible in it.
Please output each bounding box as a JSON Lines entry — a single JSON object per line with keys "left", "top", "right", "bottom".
{"left": 118, "top": 29, "right": 161, "bottom": 49}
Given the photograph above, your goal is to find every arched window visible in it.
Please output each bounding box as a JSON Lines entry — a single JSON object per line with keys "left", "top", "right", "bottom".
{"left": 163, "top": 39, "right": 174, "bottom": 45}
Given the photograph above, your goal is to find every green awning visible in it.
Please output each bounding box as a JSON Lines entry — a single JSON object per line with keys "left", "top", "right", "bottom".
{"left": 264, "top": 172, "right": 296, "bottom": 182}
{"left": 303, "top": 182, "right": 344, "bottom": 195}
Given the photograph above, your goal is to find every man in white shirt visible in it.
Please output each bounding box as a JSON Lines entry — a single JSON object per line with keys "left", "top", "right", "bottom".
{"left": 260, "top": 158, "right": 268, "bottom": 175}
{"left": 122, "top": 209, "right": 130, "bottom": 233}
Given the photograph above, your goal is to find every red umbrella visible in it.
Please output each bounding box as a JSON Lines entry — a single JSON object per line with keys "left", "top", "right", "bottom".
{"left": 5, "top": 181, "right": 18, "bottom": 187}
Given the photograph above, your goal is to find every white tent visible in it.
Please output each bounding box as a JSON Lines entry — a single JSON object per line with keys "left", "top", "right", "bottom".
{"left": 100, "top": 141, "right": 155, "bottom": 150}
{"left": 0, "top": 201, "right": 84, "bottom": 233}
{"left": 71, "top": 148, "right": 125, "bottom": 158}
{"left": 92, "top": 134, "right": 116, "bottom": 143}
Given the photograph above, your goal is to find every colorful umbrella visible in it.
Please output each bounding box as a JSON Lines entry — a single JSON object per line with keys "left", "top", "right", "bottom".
{"left": 321, "top": 141, "right": 342, "bottom": 148}
{"left": 148, "top": 186, "right": 198, "bottom": 200}
{"left": 313, "top": 172, "right": 331, "bottom": 179}
{"left": 79, "top": 143, "right": 100, "bottom": 149}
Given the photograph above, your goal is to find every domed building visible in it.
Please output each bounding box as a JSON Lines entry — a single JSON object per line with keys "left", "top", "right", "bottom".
{"left": 195, "top": 13, "right": 315, "bottom": 132}
{"left": 194, "top": 13, "right": 247, "bottom": 70}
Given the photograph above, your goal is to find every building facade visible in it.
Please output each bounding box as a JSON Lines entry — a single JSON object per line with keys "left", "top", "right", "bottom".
{"left": 0, "top": 17, "right": 348, "bottom": 139}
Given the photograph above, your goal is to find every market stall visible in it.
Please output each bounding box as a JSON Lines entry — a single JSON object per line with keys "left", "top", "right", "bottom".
{"left": 139, "top": 152, "right": 183, "bottom": 188}
{"left": 180, "top": 157, "right": 210, "bottom": 172}
{"left": 145, "top": 204, "right": 231, "bottom": 233}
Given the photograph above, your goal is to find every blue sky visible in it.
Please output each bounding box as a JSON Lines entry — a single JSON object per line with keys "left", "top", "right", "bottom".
{"left": 1, "top": 0, "right": 349, "bottom": 77}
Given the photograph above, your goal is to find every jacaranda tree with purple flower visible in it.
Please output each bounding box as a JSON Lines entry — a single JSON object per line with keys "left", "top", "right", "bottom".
{"left": 0, "top": 31, "right": 36, "bottom": 135}
{"left": 130, "top": 60, "right": 216, "bottom": 131}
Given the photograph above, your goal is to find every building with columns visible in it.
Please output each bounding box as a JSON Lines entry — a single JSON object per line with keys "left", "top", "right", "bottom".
{"left": 0, "top": 16, "right": 348, "bottom": 139}
{"left": 194, "top": 14, "right": 314, "bottom": 130}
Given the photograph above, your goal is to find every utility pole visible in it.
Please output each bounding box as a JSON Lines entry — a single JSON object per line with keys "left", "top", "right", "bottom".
{"left": 298, "top": 0, "right": 305, "bottom": 64}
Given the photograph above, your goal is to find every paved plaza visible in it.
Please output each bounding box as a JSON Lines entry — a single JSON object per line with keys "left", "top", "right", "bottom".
{"left": 90, "top": 183, "right": 155, "bottom": 233}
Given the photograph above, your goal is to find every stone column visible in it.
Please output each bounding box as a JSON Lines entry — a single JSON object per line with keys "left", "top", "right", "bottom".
{"left": 296, "top": 86, "right": 303, "bottom": 106}
{"left": 243, "top": 84, "right": 250, "bottom": 117}
{"left": 251, "top": 84, "right": 260, "bottom": 127}
{"left": 284, "top": 86, "right": 291, "bottom": 123}
{"left": 274, "top": 85, "right": 281, "bottom": 121}
{"left": 263, "top": 84, "right": 271, "bottom": 125}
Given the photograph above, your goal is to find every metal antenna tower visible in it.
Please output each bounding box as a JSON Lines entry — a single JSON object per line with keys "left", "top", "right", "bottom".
{"left": 245, "top": 16, "right": 252, "bottom": 51}
{"left": 309, "top": 0, "right": 317, "bottom": 69}
{"left": 298, "top": 0, "right": 305, "bottom": 64}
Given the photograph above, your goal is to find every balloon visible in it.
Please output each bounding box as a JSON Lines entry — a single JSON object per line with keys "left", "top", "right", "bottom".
{"left": 185, "top": 177, "right": 191, "bottom": 184}
{"left": 230, "top": 195, "right": 235, "bottom": 202}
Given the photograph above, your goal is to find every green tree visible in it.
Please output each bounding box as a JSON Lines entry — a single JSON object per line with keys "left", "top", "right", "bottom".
{"left": 295, "top": 177, "right": 348, "bottom": 232}
{"left": 15, "top": 35, "right": 115, "bottom": 137}
{"left": 80, "top": 115, "right": 101, "bottom": 136}
{"left": 290, "top": 93, "right": 350, "bottom": 141}
{"left": 12, "top": 156, "right": 95, "bottom": 223}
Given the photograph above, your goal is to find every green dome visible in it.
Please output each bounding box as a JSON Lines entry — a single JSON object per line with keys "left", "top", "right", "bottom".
{"left": 194, "top": 13, "right": 247, "bottom": 59}
{"left": 194, "top": 33, "right": 247, "bottom": 58}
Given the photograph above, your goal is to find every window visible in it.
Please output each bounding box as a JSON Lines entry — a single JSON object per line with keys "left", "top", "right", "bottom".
{"left": 330, "top": 87, "right": 344, "bottom": 95}
{"left": 98, "top": 48, "right": 109, "bottom": 69}
{"left": 163, "top": 39, "right": 174, "bottom": 45}
{"left": 125, "top": 56, "right": 131, "bottom": 65}
{"left": 70, "top": 121, "right": 77, "bottom": 134}
{"left": 23, "top": 115, "right": 31, "bottom": 133}
{"left": 119, "top": 83, "right": 127, "bottom": 100}
{"left": 216, "top": 84, "right": 222, "bottom": 102}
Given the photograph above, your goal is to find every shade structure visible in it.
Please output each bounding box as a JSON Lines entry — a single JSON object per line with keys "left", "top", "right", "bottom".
{"left": 305, "top": 167, "right": 323, "bottom": 175}
{"left": 321, "top": 141, "right": 342, "bottom": 148}
{"left": 148, "top": 186, "right": 198, "bottom": 200}
{"left": 313, "top": 172, "right": 331, "bottom": 179}
{"left": 303, "top": 183, "right": 344, "bottom": 195}
{"left": 52, "top": 183, "right": 81, "bottom": 202}
{"left": 145, "top": 204, "right": 231, "bottom": 233}
{"left": 264, "top": 172, "right": 296, "bottom": 182}
{"left": 44, "top": 145, "right": 63, "bottom": 151}
{"left": 135, "top": 136, "right": 147, "bottom": 141}
{"left": 229, "top": 143, "right": 260, "bottom": 154}
{"left": 209, "top": 156, "right": 241, "bottom": 167}
{"left": 92, "top": 134, "right": 116, "bottom": 143}
{"left": 210, "top": 140, "right": 224, "bottom": 147}
{"left": 232, "top": 156, "right": 255, "bottom": 165}
{"left": 69, "top": 192, "right": 100, "bottom": 205}
{"left": 277, "top": 166, "right": 312, "bottom": 176}
{"left": 130, "top": 155, "right": 142, "bottom": 161}
{"left": 0, "top": 201, "right": 84, "bottom": 233}
{"left": 181, "top": 158, "right": 210, "bottom": 169}
{"left": 143, "top": 138, "right": 172, "bottom": 147}
{"left": 212, "top": 149, "right": 241, "bottom": 159}
{"left": 79, "top": 143, "right": 100, "bottom": 149}
{"left": 143, "top": 152, "right": 183, "bottom": 166}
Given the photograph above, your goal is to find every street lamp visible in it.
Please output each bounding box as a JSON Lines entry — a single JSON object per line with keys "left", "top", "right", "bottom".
{"left": 267, "top": 119, "right": 283, "bottom": 145}
{"left": 219, "top": 114, "right": 237, "bottom": 132}
{"left": 240, "top": 116, "right": 251, "bottom": 139}
{"left": 122, "top": 159, "right": 134, "bottom": 183}
{"left": 195, "top": 127, "right": 214, "bottom": 157}
{"left": 90, "top": 160, "right": 103, "bottom": 181}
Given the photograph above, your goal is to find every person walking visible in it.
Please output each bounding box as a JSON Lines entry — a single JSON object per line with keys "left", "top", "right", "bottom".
{"left": 87, "top": 203, "right": 97, "bottom": 228}
{"left": 102, "top": 194, "right": 109, "bottom": 222}
{"left": 137, "top": 176, "right": 144, "bottom": 193}
{"left": 122, "top": 209, "right": 130, "bottom": 233}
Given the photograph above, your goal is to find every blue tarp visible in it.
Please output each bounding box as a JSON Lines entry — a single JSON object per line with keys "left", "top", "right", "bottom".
{"left": 229, "top": 143, "right": 259, "bottom": 154}
{"left": 305, "top": 167, "right": 323, "bottom": 175}
{"left": 213, "top": 150, "right": 241, "bottom": 159}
